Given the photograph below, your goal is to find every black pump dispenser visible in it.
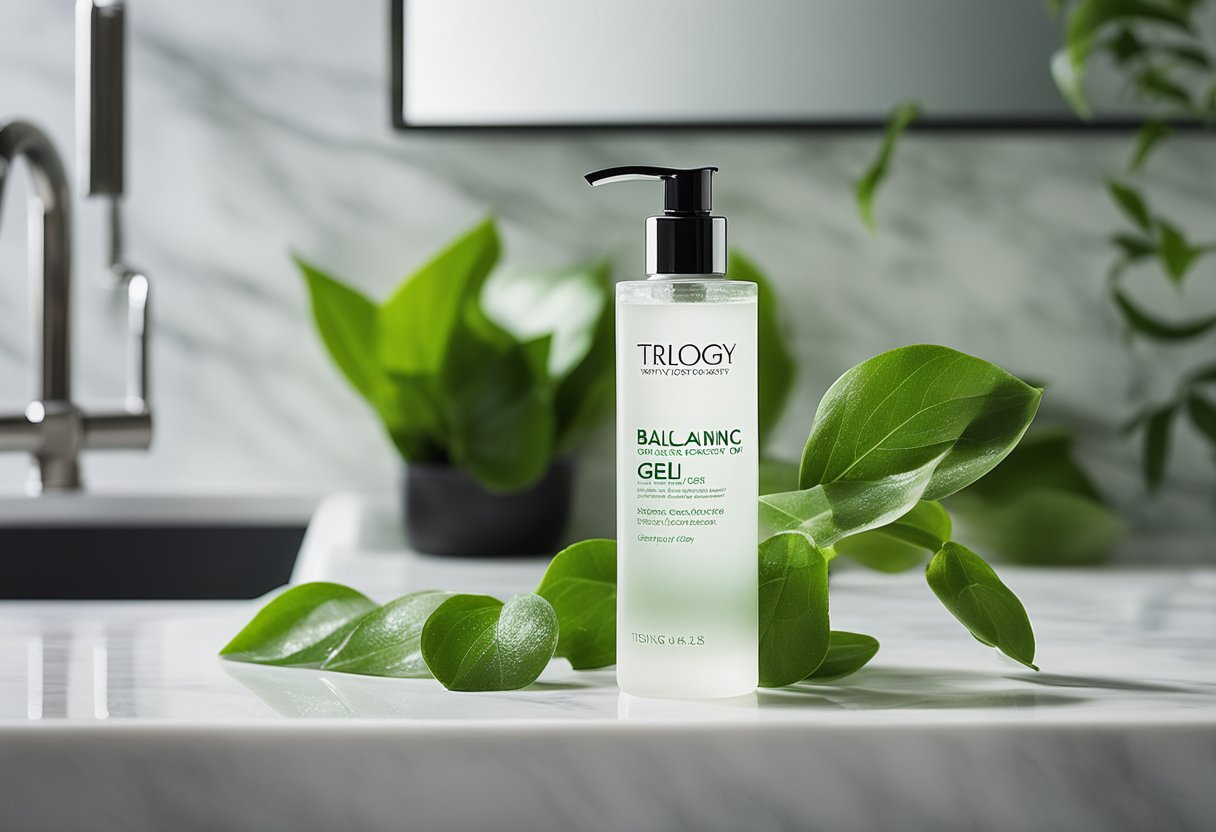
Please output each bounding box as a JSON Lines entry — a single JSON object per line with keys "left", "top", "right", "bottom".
{"left": 585, "top": 165, "right": 726, "bottom": 277}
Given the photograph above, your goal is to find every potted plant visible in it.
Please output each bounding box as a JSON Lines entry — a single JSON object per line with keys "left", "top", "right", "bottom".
{"left": 294, "top": 218, "right": 612, "bottom": 556}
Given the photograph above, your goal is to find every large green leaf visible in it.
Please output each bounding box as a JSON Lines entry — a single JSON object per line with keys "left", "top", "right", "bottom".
{"left": 321, "top": 590, "right": 455, "bottom": 677}
{"left": 483, "top": 261, "right": 611, "bottom": 382}
{"left": 296, "top": 258, "right": 441, "bottom": 461}
{"left": 758, "top": 532, "right": 830, "bottom": 688}
{"left": 804, "top": 631, "right": 880, "bottom": 682}
{"left": 379, "top": 217, "right": 501, "bottom": 376}
{"left": 535, "top": 539, "right": 616, "bottom": 670}
{"left": 729, "top": 252, "right": 796, "bottom": 451}
{"left": 420, "top": 593, "right": 558, "bottom": 691}
{"left": 296, "top": 257, "right": 382, "bottom": 403}
{"left": 220, "top": 583, "right": 376, "bottom": 666}
{"left": 832, "top": 500, "right": 951, "bottom": 573}
{"left": 438, "top": 311, "right": 556, "bottom": 491}
{"left": 855, "top": 102, "right": 919, "bottom": 231}
{"left": 799, "top": 345, "right": 1042, "bottom": 502}
{"left": 760, "top": 452, "right": 945, "bottom": 546}
{"left": 925, "top": 543, "right": 1037, "bottom": 669}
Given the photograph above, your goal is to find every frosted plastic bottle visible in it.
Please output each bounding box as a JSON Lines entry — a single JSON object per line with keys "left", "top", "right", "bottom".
{"left": 586, "top": 166, "right": 758, "bottom": 699}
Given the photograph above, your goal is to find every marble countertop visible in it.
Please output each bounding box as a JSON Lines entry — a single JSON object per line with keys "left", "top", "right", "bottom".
{"left": 1, "top": 494, "right": 1213, "bottom": 831}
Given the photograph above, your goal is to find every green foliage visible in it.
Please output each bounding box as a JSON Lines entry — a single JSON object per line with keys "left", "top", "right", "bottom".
{"left": 758, "top": 532, "right": 830, "bottom": 687}
{"left": 799, "top": 345, "right": 1042, "bottom": 502}
{"left": 854, "top": 102, "right": 919, "bottom": 231}
{"left": 222, "top": 346, "right": 1045, "bottom": 692}
{"left": 420, "top": 594, "right": 559, "bottom": 691}
{"left": 1047, "top": 0, "right": 1216, "bottom": 492}
{"left": 295, "top": 217, "right": 613, "bottom": 491}
{"left": 832, "top": 500, "right": 951, "bottom": 573}
{"left": 926, "top": 543, "right": 1038, "bottom": 669}
{"left": 536, "top": 539, "right": 616, "bottom": 670}
{"left": 804, "top": 632, "right": 881, "bottom": 682}
{"left": 220, "top": 583, "right": 376, "bottom": 666}
{"left": 321, "top": 591, "right": 454, "bottom": 677}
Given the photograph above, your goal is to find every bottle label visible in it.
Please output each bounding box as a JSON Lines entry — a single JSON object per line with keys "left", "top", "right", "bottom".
{"left": 616, "top": 298, "right": 758, "bottom": 681}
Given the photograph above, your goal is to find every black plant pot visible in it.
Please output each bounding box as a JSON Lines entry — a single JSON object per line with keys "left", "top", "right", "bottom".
{"left": 404, "top": 460, "right": 575, "bottom": 557}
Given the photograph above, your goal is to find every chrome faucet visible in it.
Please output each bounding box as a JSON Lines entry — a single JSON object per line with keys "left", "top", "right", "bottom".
{"left": 0, "top": 0, "right": 151, "bottom": 493}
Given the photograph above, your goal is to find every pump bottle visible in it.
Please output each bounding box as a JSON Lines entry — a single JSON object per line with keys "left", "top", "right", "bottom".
{"left": 586, "top": 166, "right": 758, "bottom": 699}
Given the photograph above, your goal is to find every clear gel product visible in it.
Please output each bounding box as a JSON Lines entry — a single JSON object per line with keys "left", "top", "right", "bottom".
{"left": 585, "top": 166, "right": 758, "bottom": 699}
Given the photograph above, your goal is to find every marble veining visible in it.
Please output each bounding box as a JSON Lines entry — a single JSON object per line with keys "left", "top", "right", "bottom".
{"left": 1, "top": 1, "right": 1214, "bottom": 551}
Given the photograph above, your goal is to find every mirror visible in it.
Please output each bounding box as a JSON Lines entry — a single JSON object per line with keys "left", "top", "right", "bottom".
{"left": 390, "top": 0, "right": 1209, "bottom": 129}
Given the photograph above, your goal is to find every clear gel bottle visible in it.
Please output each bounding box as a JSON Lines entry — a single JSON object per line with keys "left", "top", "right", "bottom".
{"left": 586, "top": 166, "right": 758, "bottom": 699}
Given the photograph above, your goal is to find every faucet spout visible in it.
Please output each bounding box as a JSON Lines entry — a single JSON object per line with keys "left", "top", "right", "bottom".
{"left": 0, "top": 120, "right": 81, "bottom": 492}
{"left": 0, "top": 121, "right": 73, "bottom": 405}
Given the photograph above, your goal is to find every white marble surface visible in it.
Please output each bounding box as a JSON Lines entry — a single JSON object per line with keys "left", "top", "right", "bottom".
{"left": 0, "top": 495, "right": 1214, "bottom": 831}
{"left": 0, "top": 1, "right": 1214, "bottom": 549}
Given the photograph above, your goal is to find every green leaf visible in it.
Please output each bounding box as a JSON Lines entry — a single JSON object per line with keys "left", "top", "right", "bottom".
{"left": 1055, "top": 0, "right": 1191, "bottom": 117}
{"left": 220, "top": 582, "right": 377, "bottom": 666}
{"left": 484, "top": 261, "right": 611, "bottom": 382}
{"left": 950, "top": 488, "right": 1125, "bottom": 566}
{"left": 759, "top": 457, "right": 800, "bottom": 496}
{"left": 1156, "top": 220, "right": 1205, "bottom": 285}
{"left": 1111, "top": 232, "right": 1157, "bottom": 262}
{"left": 1187, "top": 392, "right": 1216, "bottom": 442}
{"left": 832, "top": 500, "right": 951, "bottom": 573}
{"left": 758, "top": 532, "right": 830, "bottom": 688}
{"left": 1104, "top": 26, "right": 1146, "bottom": 64}
{"left": 1066, "top": 2, "right": 1190, "bottom": 70}
{"left": 1128, "top": 121, "right": 1172, "bottom": 172}
{"left": 855, "top": 102, "right": 919, "bottom": 232}
{"left": 1052, "top": 49, "right": 1091, "bottom": 119}
{"left": 379, "top": 217, "right": 501, "bottom": 377}
{"left": 760, "top": 452, "right": 945, "bottom": 546}
{"left": 1113, "top": 288, "right": 1216, "bottom": 341}
{"left": 420, "top": 593, "right": 559, "bottom": 691}
{"left": 1107, "top": 180, "right": 1152, "bottom": 231}
{"left": 295, "top": 258, "right": 441, "bottom": 461}
{"left": 438, "top": 311, "right": 556, "bottom": 491}
{"left": 804, "top": 631, "right": 880, "bottom": 682}
{"left": 729, "top": 252, "right": 797, "bottom": 450}
{"left": 1157, "top": 42, "right": 1211, "bottom": 69}
{"left": 296, "top": 257, "right": 382, "bottom": 403}
{"left": 1135, "top": 65, "right": 1193, "bottom": 109}
{"left": 1144, "top": 404, "right": 1177, "bottom": 492}
{"left": 536, "top": 539, "right": 616, "bottom": 670}
{"left": 799, "top": 344, "right": 1042, "bottom": 502}
{"left": 320, "top": 590, "right": 455, "bottom": 677}
{"left": 925, "top": 543, "right": 1037, "bottom": 669}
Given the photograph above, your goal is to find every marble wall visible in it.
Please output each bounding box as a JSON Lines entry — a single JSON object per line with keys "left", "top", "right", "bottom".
{"left": 0, "top": 1, "right": 1213, "bottom": 552}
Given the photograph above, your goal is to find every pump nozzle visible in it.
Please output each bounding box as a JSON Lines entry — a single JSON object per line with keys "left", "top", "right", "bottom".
{"left": 585, "top": 165, "right": 726, "bottom": 276}
{"left": 584, "top": 166, "right": 717, "bottom": 215}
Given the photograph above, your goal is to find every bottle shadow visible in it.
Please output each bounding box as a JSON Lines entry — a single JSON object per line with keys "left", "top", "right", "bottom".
{"left": 758, "top": 667, "right": 1090, "bottom": 711}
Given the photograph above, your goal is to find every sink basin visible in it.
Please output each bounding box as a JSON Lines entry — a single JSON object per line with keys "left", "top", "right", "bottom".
{"left": 0, "top": 495, "right": 314, "bottom": 600}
